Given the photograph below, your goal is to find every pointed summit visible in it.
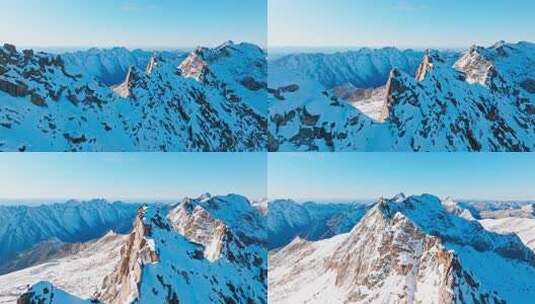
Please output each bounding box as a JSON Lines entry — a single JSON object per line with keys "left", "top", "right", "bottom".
{"left": 380, "top": 68, "right": 408, "bottom": 121}
{"left": 111, "top": 66, "right": 140, "bottom": 98}
{"left": 197, "top": 192, "right": 212, "bottom": 201}
{"left": 144, "top": 55, "right": 157, "bottom": 75}
{"left": 415, "top": 49, "right": 444, "bottom": 81}
{"left": 177, "top": 50, "right": 209, "bottom": 82}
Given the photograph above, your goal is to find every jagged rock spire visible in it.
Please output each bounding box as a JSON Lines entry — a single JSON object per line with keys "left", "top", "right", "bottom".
{"left": 145, "top": 54, "right": 157, "bottom": 75}
{"left": 111, "top": 66, "right": 137, "bottom": 98}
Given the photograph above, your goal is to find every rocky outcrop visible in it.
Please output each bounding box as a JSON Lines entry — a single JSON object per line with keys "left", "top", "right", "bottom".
{"left": 145, "top": 55, "right": 157, "bottom": 75}
{"left": 178, "top": 48, "right": 210, "bottom": 82}
{"left": 111, "top": 66, "right": 139, "bottom": 98}
{"left": 415, "top": 51, "right": 436, "bottom": 81}
{"left": 97, "top": 207, "right": 158, "bottom": 304}
{"left": 454, "top": 46, "right": 497, "bottom": 86}
{"left": 168, "top": 200, "right": 229, "bottom": 261}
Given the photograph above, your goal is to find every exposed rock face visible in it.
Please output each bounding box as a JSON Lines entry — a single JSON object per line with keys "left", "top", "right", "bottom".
{"left": 269, "top": 194, "right": 535, "bottom": 303}
{"left": 178, "top": 48, "right": 210, "bottom": 82}
{"left": 415, "top": 51, "right": 437, "bottom": 81}
{"left": 381, "top": 68, "right": 408, "bottom": 122}
{"left": 454, "top": 46, "right": 497, "bottom": 86}
{"left": 98, "top": 208, "right": 158, "bottom": 304}
{"left": 168, "top": 199, "right": 229, "bottom": 261}
{"left": 111, "top": 66, "right": 137, "bottom": 98}
{"left": 145, "top": 55, "right": 157, "bottom": 75}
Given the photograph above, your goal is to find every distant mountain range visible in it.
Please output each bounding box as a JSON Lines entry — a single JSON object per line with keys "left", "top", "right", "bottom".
{"left": 0, "top": 41, "right": 267, "bottom": 151}
{"left": 269, "top": 41, "right": 535, "bottom": 151}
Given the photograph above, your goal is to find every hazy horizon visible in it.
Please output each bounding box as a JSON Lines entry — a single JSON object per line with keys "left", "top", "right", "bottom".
{"left": 0, "top": 153, "right": 267, "bottom": 203}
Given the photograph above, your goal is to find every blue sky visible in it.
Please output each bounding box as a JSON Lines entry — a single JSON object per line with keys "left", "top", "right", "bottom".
{"left": 269, "top": 0, "right": 535, "bottom": 48}
{"left": 268, "top": 153, "right": 535, "bottom": 201}
{"left": 0, "top": 153, "right": 266, "bottom": 202}
{"left": 0, "top": 0, "right": 266, "bottom": 48}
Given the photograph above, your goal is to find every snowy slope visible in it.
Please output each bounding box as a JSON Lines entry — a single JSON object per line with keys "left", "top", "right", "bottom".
{"left": 267, "top": 199, "right": 369, "bottom": 249}
{"left": 0, "top": 199, "right": 138, "bottom": 272}
{"left": 17, "top": 281, "right": 93, "bottom": 304}
{"left": 0, "top": 41, "right": 267, "bottom": 151}
{"left": 480, "top": 217, "right": 535, "bottom": 251}
{"left": 18, "top": 194, "right": 267, "bottom": 304}
{"left": 269, "top": 194, "right": 535, "bottom": 303}
{"left": 269, "top": 41, "right": 535, "bottom": 151}
{"left": 0, "top": 232, "right": 127, "bottom": 304}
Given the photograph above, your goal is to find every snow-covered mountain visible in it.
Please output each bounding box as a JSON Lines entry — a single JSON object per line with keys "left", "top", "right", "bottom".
{"left": 0, "top": 199, "right": 138, "bottom": 273}
{"left": 269, "top": 194, "right": 535, "bottom": 303}
{"left": 269, "top": 41, "right": 535, "bottom": 151}
{"left": 62, "top": 48, "right": 182, "bottom": 86}
{"left": 0, "top": 41, "right": 267, "bottom": 151}
{"left": 267, "top": 199, "right": 369, "bottom": 249}
{"left": 17, "top": 194, "right": 267, "bottom": 304}
{"left": 269, "top": 47, "right": 425, "bottom": 89}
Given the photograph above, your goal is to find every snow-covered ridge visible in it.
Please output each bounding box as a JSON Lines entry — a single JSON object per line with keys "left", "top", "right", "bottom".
{"left": 0, "top": 41, "right": 267, "bottom": 151}
{"left": 269, "top": 41, "right": 535, "bottom": 151}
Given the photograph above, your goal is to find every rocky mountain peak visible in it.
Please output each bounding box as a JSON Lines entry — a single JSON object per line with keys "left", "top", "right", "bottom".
{"left": 454, "top": 46, "right": 498, "bottom": 86}
{"left": 111, "top": 65, "right": 142, "bottom": 98}
{"left": 381, "top": 67, "right": 410, "bottom": 121}
{"left": 97, "top": 207, "right": 159, "bottom": 304}
{"left": 269, "top": 193, "right": 535, "bottom": 303}
{"left": 168, "top": 202, "right": 229, "bottom": 261}
{"left": 178, "top": 49, "right": 210, "bottom": 82}
{"left": 2, "top": 43, "right": 17, "bottom": 54}
{"left": 144, "top": 55, "right": 158, "bottom": 75}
